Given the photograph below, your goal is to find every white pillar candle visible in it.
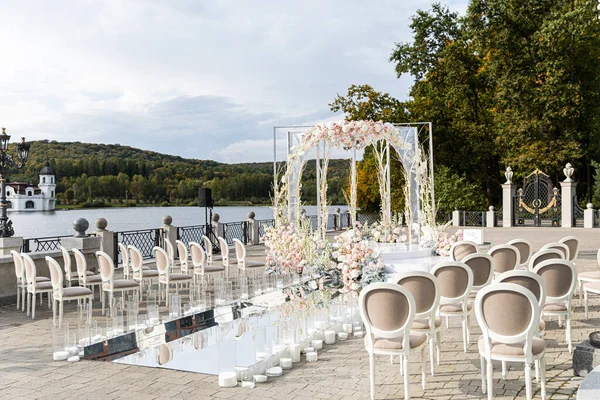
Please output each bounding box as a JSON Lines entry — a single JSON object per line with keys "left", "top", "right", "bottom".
{"left": 67, "top": 356, "right": 80, "bottom": 362}
{"left": 306, "top": 351, "right": 318, "bottom": 362}
{"left": 266, "top": 366, "right": 283, "bottom": 376}
{"left": 254, "top": 375, "right": 268, "bottom": 383}
{"left": 354, "top": 330, "right": 364, "bottom": 338}
{"left": 324, "top": 330, "right": 336, "bottom": 344}
{"left": 241, "top": 381, "right": 255, "bottom": 388}
{"left": 53, "top": 351, "right": 69, "bottom": 361}
{"left": 312, "top": 339, "right": 323, "bottom": 350}
{"left": 343, "top": 323, "right": 353, "bottom": 334}
{"left": 218, "top": 371, "right": 238, "bottom": 387}
{"left": 290, "top": 344, "right": 302, "bottom": 362}
{"left": 303, "top": 346, "right": 315, "bottom": 354}
{"left": 280, "top": 357, "right": 293, "bottom": 369}
{"left": 338, "top": 332, "right": 348, "bottom": 341}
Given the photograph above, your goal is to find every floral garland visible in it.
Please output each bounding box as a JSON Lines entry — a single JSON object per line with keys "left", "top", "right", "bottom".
{"left": 434, "top": 228, "right": 463, "bottom": 257}
{"left": 332, "top": 223, "right": 386, "bottom": 295}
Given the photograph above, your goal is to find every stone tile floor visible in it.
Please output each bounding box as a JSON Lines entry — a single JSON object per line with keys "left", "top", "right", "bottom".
{"left": 0, "top": 252, "right": 597, "bottom": 399}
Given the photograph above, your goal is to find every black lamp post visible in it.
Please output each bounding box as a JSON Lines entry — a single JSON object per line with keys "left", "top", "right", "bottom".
{"left": 0, "top": 128, "right": 30, "bottom": 237}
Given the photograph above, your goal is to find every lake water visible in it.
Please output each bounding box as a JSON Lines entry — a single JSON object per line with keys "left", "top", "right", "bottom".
{"left": 7, "top": 205, "right": 348, "bottom": 239}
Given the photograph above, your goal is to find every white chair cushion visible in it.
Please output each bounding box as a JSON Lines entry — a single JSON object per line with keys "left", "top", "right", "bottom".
{"left": 63, "top": 287, "right": 93, "bottom": 298}
{"left": 478, "top": 336, "right": 545, "bottom": 356}
{"left": 412, "top": 316, "right": 442, "bottom": 330}
{"left": 371, "top": 334, "right": 427, "bottom": 350}
{"left": 439, "top": 302, "right": 473, "bottom": 313}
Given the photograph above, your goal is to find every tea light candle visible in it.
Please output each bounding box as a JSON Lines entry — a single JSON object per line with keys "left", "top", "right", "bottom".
{"left": 354, "top": 330, "right": 364, "bottom": 338}
{"left": 303, "top": 346, "right": 315, "bottom": 354}
{"left": 343, "top": 323, "right": 353, "bottom": 334}
{"left": 91, "top": 334, "right": 103, "bottom": 343}
{"left": 67, "top": 356, "right": 80, "bottom": 362}
{"left": 290, "top": 344, "right": 302, "bottom": 362}
{"left": 280, "top": 357, "right": 293, "bottom": 369}
{"left": 218, "top": 371, "right": 238, "bottom": 387}
{"left": 266, "top": 366, "right": 283, "bottom": 376}
{"left": 312, "top": 339, "right": 323, "bottom": 350}
{"left": 338, "top": 332, "right": 348, "bottom": 340}
{"left": 324, "top": 330, "right": 336, "bottom": 344}
{"left": 53, "top": 351, "right": 69, "bottom": 361}
{"left": 254, "top": 375, "right": 268, "bottom": 383}
{"left": 241, "top": 381, "right": 255, "bottom": 388}
{"left": 306, "top": 351, "right": 318, "bottom": 362}
{"left": 67, "top": 346, "right": 79, "bottom": 357}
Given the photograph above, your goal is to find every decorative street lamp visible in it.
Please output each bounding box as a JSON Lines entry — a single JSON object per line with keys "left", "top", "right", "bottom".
{"left": 0, "top": 128, "right": 30, "bottom": 237}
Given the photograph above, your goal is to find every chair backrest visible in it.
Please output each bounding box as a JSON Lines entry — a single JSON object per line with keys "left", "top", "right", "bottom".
{"left": 507, "top": 238, "right": 533, "bottom": 267}
{"left": 475, "top": 283, "right": 540, "bottom": 353}
{"left": 11, "top": 250, "right": 24, "bottom": 282}
{"left": 46, "top": 256, "right": 64, "bottom": 296}
{"left": 22, "top": 253, "right": 37, "bottom": 289}
{"left": 233, "top": 238, "right": 245, "bottom": 262}
{"left": 540, "top": 242, "right": 569, "bottom": 260}
{"left": 496, "top": 270, "right": 546, "bottom": 308}
{"left": 202, "top": 235, "right": 213, "bottom": 263}
{"left": 528, "top": 249, "right": 563, "bottom": 271}
{"left": 462, "top": 253, "right": 494, "bottom": 291}
{"left": 396, "top": 271, "right": 440, "bottom": 322}
{"left": 189, "top": 241, "right": 206, "bottom": 269}
{"left": 165, "top": 240, "right": 175, "bottom": 267}
{"left": 359, "top": 283, "right": 416, "bottom": 347}
{"left": 533, "top": 259, "right": 576, "bottom": 304}
{"left": 450, "top": 241, "right": 478, "bottom": 261}
{"left": 60, "top": 246, "right": 72, "bottom": 282}
{"left": 558, "top": 236, "right": 579, "bottom": 262}
{"left": 153, "top": 246, "right": 170, "bottom": 277}
{"left": 96, "top": 251, "right": 115, "bottom": 289}
{"left": 218, "top": 237, "right": 229, "bottom": 262}
{"left": 118, "top": 242, "right": 129, "bottom": 269}
{"left": 430, "top": 262, "right": 473, "bottom": 304}
{"left": 127, "top": 245, "right": 144, "bottom": 274}
{"left": 175, "top": 240, "right": 189, "bottom": 273}
{"left": 488, "top": 244, "right": 520, "bottom": 274}
{"left": 72, "top": 248, "right": 88, "bottom": 286}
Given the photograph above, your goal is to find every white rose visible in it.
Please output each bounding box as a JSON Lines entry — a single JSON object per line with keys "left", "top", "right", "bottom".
{"left": 350, "top": 269, "right": 360, "bottom": 278}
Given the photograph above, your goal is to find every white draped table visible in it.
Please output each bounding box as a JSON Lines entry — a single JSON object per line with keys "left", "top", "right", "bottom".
{"left": 368, "top": 242, "right": 449, "bottom": 282}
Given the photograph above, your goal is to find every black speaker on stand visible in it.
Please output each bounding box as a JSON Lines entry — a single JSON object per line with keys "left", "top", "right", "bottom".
{"left": 199, "top": 188, "right": 215, "bottom": 248}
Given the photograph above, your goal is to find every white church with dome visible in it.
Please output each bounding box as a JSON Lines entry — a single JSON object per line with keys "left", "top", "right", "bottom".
{"left": 5, "top": 160, "right": 56, "bottom": 211}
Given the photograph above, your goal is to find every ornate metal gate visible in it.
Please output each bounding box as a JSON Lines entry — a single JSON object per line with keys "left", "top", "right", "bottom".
{"left": 513, "top": 170, "right": 561, "bottom": 227}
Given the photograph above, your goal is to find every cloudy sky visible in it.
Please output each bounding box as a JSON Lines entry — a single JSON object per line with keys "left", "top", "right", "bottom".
{"left": 0, "top": 0, "right": 467, "bottom": 163}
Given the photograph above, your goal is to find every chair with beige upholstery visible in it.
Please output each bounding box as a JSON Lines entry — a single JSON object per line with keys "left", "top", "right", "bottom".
{"left": 579, "top": 248, "right": 600, "bottom": 306}
{"left": 46, "top": 256, "right": 93, "bottom": 327}
{"left": 202, "top": 235, "right": 214, "bottom": 265}
{"left": 488, "top": 244, "right": 520, "bottom": 276}
{"left": 73, "top": 248, "right": 102, "bottom": 298}
{"left": 118, "top": 242, "right": 130, "bottom": 279}
{"left": 218, "top": 236, "right": 237, "bottom": 278}
{"left": 128, "top": 245, "right": 159, "bottom": 296}
{"left": 475, "top": 283, "right": 546, "bottom": 400}
{"left": 154, "top": 246, "right": 192, "bottom": 306}
{"left": 463, "top": 253, "right": 494, "bottom": 300}
{"left": 559, "top": 236, "right": 579, "bottom": 262}
{"left": 431, "top": 262, "right": 474, "bottom": 353}
{"left": 528, "top": 249, "right": 563, "bottom": 271}
{"left": 449, "top": 241, "right": 478, "bottom": 261}
{"left": 533, "top": 259, "right": 577, "bottom": 353}
{"left": 495, "top": 270, "right": 547, "bottom": 382}
{"left": 165, "top": 239, "right": 176, "bottom": 272}
{"left": 60, "top": 245, "right": 92, "bottom": 287}
{"left": 190, "top": 241, "right": 225, "bottom": 283}
{"left": 540, "top": 242, "right": 569, "bottom": 261}
{"left": 507, "top": 238, "right": 533, "bottom": 269}
{"left": 233, "top": 238, "right": 265, "bottom": 276}
{"left": 396, "top": 271, "right": 441, "bottom": 376}
{"left": 12, "top": 250, "right": 48, "bottom": 312}
{"left": 22, "top": 253, "right": 53, "bottom": 319}
{"left": 96, "top": 251, "right": 140, "bottom": 317}
{"left": 175, "top": 240, "right": 191, "bottom": 275}
{"left": 359, "top": 282, "right": 427, "bottom": 400}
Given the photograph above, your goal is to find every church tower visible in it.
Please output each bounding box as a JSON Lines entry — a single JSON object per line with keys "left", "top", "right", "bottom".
{"left": 38, "top": 160, "right": 56, "bottom": 210}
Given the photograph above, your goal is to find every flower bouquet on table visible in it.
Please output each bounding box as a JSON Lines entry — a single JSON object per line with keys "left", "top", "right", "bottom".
{"left": 263, "top": 223, "right": 305, "bottom": 275}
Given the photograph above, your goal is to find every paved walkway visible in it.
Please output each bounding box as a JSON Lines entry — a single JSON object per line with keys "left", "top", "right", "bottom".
{"left": 0, "top": 228, "right": 598, "bottom": 399}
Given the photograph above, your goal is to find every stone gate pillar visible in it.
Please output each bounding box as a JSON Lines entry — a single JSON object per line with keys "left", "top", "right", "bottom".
{"left": 560, "top": 163, "right": 576, "bottom": 228}
{"left": 502, "top": 167, "right": 516, "bottom": 227}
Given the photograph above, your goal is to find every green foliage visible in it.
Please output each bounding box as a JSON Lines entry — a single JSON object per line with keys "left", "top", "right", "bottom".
{"left": 434, "top": 165, "right": 487, "bottom": 211}
{"left": 591, "top": 161, "right": 600, "bottom": 207}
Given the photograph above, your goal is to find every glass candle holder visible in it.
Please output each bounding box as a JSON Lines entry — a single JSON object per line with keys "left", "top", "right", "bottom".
{"left": 239, "top": 276, "right": 249, "bottom": 301}
{"left": 169, "top": 294, "right": 181, "bottom": 320}
{"left": 52, "top": 323, "right": 69, "bottom": 361}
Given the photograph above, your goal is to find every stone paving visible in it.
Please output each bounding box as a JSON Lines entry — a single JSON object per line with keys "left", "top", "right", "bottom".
{"left": 0, "top": 228, "right": 599, "bottom": 399}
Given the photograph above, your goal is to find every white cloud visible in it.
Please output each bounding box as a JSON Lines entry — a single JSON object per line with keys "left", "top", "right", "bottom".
{"left": 0, "top": 0, "right": 468, "bottom": 162}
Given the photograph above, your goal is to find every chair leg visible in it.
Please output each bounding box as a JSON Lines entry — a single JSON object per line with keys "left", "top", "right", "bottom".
{"left": 109, "top": 292, "right": 114, "bottom": 318}
{"left": 22, "top": 289, "right": 26, "bottom": 312}
{"left": 16, "top": 287, "right": 20, "bottom": 310}
{"left": 524, "top": 363, "right": 532, "bottom": 400}
{"left": 32, "top": 293, "right": 37, "bottom": 319}
{"left": 502, "top": 361, "right": 507, "bottom": 379}
{"left": 26, "top": 292, "right": 30, "bottom": 316}
{"left": 558, "top": 315, "right": 563, "bottom": 328}
{"left": 540, "top": 357, "right": 547, "bottom": 400}
{"left": 101, "top": 290, "right": 105, "bottom": 316}
{"left": 399, "top": 354, "right": 403, "bottom": 375}
{"left": 59, "top": 301, "right": 63, "bottom": 328}
{"left": 566, "top": 315, "right": 572, "bottom": 353}
{"left": 466, "top": 314, "right": 471, "bottom": 344}
{"left": 403, "top": 355, "right": 410, "bottom": 400}
{"left": 585, "top": 290, "right": 589, "bottom": 319}
{"left": 435, "top": 331, "right": 441, "bottom": 365}
{"left": 461, "top": 318, "right": 468, "bottom": 353}
{"left": 429, "top": 334, "right": 435, "bottom": 376}
{"left": 48, "top": 292, "right": 51, "bottom": 309}
{"left": 369, "top": 353, "right": 375, "bottom": 400}
{"left": 39, "top": 292, "right": 42, "bottom": 306}
{"left": 52, "top": 299, "right": 57, "bottom": 325}
{"left": 486, "top": 359, "right": 493, "bottom": 400}
{"left": 166, "top": 285, "right": 170, "bottom": 307}
{"left": 390, "top": 355, "right": 394, "bottom": 364}
{"left": 421, "top": 347, "right": 426, "bottom": 390}
{"left": 88, "top": 297, "right": 93, "bottom": 323}
{"left": 480, "top": 356, "right": 486, "bottom": 394}
{"left": 535, "top": 359, "right": 540, "bottom": 382}
{"left": 580, "top": 280, "right": 584, "bottom": 306}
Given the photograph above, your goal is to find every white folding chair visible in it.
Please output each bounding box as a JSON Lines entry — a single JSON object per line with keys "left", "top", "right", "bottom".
{"left": 22, "top": 253, "right": 53, "bottom": 319}
{"left": 154, "top": 246, "right": 192, "bottom": 307}
{"left": 233, "top": 238, "right": 265, "bottom": 276}
{"left": 96, "top": 251, "right": 139, "bottom": 317}
{"left": 118, "top": 242, "right": 130, "bottom": 279}
{"left": 190, "top": 241, "right": 224, "bottom": 283}
{"left": 218, "top": 236, "right": 237, "bottom": 278}
{"left": 73, "top": 248, "right": 102, "bottom": 298}
{"left": 12, "top": 250, "right": 48, "bottom": 312}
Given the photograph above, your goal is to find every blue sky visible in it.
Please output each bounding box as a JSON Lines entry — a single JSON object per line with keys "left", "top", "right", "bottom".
{"left": 0, "top": 0, "right": 467, "bottom": 163}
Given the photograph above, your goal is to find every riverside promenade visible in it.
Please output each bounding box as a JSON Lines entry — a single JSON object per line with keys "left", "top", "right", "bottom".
{"left": 0, "top": 227, "right": 597, "bottom": 399}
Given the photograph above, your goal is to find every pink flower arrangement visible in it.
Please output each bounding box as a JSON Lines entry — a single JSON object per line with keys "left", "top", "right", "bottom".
{"left": 263, "top": 223, "right": 305, "bottom": 274}
{"left": 434, "top": 229, "right": 464, "bottom": 257}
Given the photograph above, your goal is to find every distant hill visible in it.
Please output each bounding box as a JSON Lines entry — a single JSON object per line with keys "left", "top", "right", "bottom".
{"left": 9, "top": 140, "right": 350, "bottom": 207}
